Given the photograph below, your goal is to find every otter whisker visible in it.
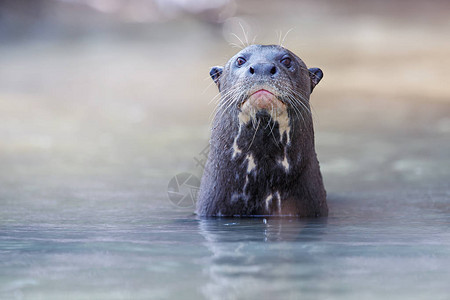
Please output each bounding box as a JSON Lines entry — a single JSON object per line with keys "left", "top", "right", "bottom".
{"left": 280, "top": 28, "right": 294, "bottom": 47}
{"left": 264, "top": 106, "right": 278, "bottom": 145}
{"left": 285, "top": 94, "right": 301, "bottom": 120}
{"left": 218, "top": 90, "right": 245, "bottom": 120}
{"left": 252, "top": 108, "right": 257, "bottom": 130}
{"left": 202, "top": 79, "right": 218, "bottom": 96}
{"left": 291, "top": 100, "right": 304, "bottom": 126}
{"left": 290, "top": 88, "right": 310, "bottom": 108}
{"left": 284, "top": 92, "right": 305, "bottom": 116}
{"left": 212, "top": 85, "right": 240, "bottom": 104}
{"left": 229, "top": 42, "right": 244, "bottom": 50}
{"left": 285, "top": 86, "right": 312, "bottom": 116}
{"left": 213, "top": 95, "right": 237, "bottom": 119}
{"left": 285, "top": 93, "right": 308, "bottom": 131}
{"left": 210, "top": 86, "right": 244, "bottom": 121}
{"left": 277, "top": 30, "right": 282, "bottom": 46}
{"left": 208, "top": 92, "right": 222, "bottom": 105}
{"left": 269, "top": 121, "right": 280, "bottom": 148}
{"left": 264, "top": 105, "right": 274, "bottom": 130}
{"left": 208, "top": 87, "right": 232, "bottom": 104}
{"left": 210, "top": 99, "right": 230, "bottom": 121}
{"left": 247, "top": 118, "right": 260, "bottom": 151}
{"left": 231, "top": 33, "right": 246, "bottom": 49}
{"left": 286, "top": 93, "right": 307, "bottom": 116}
{"left": 291, "top": 96, "right": 313, "bottom": 126}
{"left": 239, "top": 22, "right": 250, "bottom": 46}
{"left": 214, "top": 95, "right": 234, "bottom": 112}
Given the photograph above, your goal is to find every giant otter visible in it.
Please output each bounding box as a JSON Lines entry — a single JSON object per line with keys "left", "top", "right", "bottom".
{"left": 196, "top": 45, "right": 327, "bottom": 217}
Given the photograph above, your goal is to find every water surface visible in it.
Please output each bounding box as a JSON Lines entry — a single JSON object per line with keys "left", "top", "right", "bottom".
{"left": 1, "top": 179, "right": 449, "bottom": 300}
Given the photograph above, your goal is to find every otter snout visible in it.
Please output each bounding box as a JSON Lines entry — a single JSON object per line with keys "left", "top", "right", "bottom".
{"left": 247, "top": 63, "right": 278, "bottom": 77}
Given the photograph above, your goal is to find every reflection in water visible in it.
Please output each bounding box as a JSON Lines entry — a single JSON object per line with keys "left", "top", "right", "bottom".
{"left": 198, "top": 217, "right": 327, "bottom": 299}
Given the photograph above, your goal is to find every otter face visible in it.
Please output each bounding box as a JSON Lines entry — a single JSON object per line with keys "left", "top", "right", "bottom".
{"left": 209, "top": 45, "right": 323, "bottom": 125}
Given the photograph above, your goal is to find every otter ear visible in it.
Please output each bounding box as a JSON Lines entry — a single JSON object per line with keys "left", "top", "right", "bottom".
{"left": 210, "top": 66, "right": 223, "bottom": 89}
{"left": 308, "top": 67, "right": 323, "bottom": 93}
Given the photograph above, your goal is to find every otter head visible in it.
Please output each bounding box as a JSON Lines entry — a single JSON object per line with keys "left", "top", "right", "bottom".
{"left": 209, "top": 45, "right": 323, "bottom": 126}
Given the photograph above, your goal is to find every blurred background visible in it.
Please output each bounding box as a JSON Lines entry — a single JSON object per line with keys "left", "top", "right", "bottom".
{"left": 1, "top": 1, "right": 449, "bottom": 299}
{"left": 0, "top": 0, "right": 448, "bottom": 201}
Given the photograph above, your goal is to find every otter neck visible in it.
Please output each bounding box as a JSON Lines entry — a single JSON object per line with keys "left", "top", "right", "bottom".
{"left": 229, "top": 108, "right": 313, "bottom": 167}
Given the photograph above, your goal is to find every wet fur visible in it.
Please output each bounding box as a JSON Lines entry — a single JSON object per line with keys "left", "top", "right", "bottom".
{"left": 196, "top": 45, "right": 328, "bottom": 217}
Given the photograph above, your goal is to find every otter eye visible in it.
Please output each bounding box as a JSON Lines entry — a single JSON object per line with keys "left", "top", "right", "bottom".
{"left": 281, "top": 57, "right": 291, "bottom": 68}
{"left": 236, "top": 57, "right": 246, "bottom": 67}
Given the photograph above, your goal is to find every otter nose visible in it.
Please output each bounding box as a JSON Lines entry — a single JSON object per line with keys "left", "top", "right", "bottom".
{"left": 248, "top": 63, "right": 277, "bottom": 76}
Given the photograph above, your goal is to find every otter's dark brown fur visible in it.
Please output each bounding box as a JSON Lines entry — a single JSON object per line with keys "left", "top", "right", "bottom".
{"left": 196, "top": 45, "right": 327, "bottom": 217}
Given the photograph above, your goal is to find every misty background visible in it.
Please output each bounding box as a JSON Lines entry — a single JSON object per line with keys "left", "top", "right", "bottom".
{"left": 1, "top": 1, "right": 450, "bottom": 299}
{"left": 1, "top": 0, "right": 448, "bottom": 202}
